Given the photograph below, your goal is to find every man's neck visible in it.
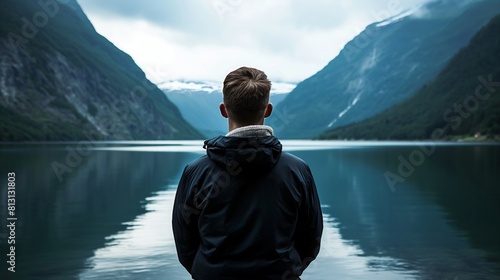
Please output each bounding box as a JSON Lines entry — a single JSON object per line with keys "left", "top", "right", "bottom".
{"left": 225, "top": 125, "right": 274, "bottom": 137}
{"left": 227, "top": 118, "right": 264, "bottom": 132}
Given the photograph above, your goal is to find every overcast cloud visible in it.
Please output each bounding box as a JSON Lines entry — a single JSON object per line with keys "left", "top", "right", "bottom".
{"left": 78, "top": 0, "right": 432, "bottom": 84}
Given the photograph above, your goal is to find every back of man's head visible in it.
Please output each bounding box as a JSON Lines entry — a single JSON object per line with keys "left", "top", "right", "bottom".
{"left": 222, "top": 66, "right": 272, "bottom": 124}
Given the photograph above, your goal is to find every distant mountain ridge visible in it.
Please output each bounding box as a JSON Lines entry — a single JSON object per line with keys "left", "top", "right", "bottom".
{"left": 269, "top": 0, "right": 500, "bottom": 139}
{"left": 162, "top": 81, "right": 290, "bottom": 138}
{"left": 0, "top": 0, "right": 202, "bottom": 140}
{"left": 159, "top": 80, "right": 296, "bottom": 95}
{"left": 319, "top": 14, "right": 500, "bottom": 140}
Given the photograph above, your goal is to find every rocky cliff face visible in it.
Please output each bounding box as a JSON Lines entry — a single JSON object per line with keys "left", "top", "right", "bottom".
{"left": 0, "top": 0, "right": 202, "bottom": 140}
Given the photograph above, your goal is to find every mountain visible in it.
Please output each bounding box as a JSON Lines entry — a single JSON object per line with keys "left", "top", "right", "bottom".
{"left": 161, "top": 81, "right": 292, "bottom": 138}
{"left": 269, "top": 0, "right": 500, "bottom": 139}
{"left": 319, "top": 14, "right": 500, "bottom": 140}
{"left": 0, "top": 0, "right": 202, "bottom": 141}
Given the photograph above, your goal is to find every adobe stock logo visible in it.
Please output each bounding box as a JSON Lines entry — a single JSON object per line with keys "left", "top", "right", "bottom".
{"left": 384, "top": 74, "right": 499, "bottom": 192}
{"left": 51, "top": 74, "right": 160, "bottom": 183}
{"left": 343, "top": 0, "right": 405, "bottom": 62}
{"left": 7, "top": 0, "right": 71, "bottom": 50}
{"left": 212, "top": 0, "right": 244, "bottom": 20}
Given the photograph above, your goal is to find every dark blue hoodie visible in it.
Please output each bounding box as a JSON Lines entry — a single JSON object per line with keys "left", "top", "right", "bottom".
{"left": 172, "top": 135, "right": 323, "bottom": 280}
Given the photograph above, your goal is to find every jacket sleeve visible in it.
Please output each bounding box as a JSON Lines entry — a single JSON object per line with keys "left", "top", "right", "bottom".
{"left": 172, "top": 166, "right": 200, "bottom": 273}
{"left": 295, "top": 165, "right": 323, "bottom": 272}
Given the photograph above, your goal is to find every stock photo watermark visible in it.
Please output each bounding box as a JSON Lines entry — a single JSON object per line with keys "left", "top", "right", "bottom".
{"left": 6, "top": 172, "right": 17, "bottom": 273}
{"left": 344, "top": 0, "right": 405, "bottom": 62}
{"left": 212, "top": 0, "right": 244, "bottom": 20}
{"left": 384, "top": 74, "right": 499, "bottom": 191}
{"left": 178, "top": 138, "right": 266, "bottom": 223}
{"left": 50, "top": 73, "right": 160, "bottom": 182}
{"left": 273, "top": 105, "right": 297, "bottom": 134}
{"left": 7, "top": 0, "right": 70, "bottom": 50}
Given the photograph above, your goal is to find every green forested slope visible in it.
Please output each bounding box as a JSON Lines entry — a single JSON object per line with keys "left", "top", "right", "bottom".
{"left": 319, "top": 15, "right": 500, "bottom": 140}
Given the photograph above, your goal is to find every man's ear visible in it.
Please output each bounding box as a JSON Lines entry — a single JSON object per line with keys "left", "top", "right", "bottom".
{"left": 264, "top": 103, "right": 273, "bottom": 118}
{"left": 220, "top": 103, "right": 229, "bottom": 118}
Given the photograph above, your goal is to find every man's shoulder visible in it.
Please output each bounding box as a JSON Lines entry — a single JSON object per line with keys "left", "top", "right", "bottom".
{"left": 185, "top": 155, "right": 212, "bottom": 171}
{"left": 280, "top": 152, "right": 305, "bottom": 163}
{"left": 275, "top": 153, "right": 314, "bottom": 185}
{"left": 278, "top": 152, "right": 310, "bottom": 170}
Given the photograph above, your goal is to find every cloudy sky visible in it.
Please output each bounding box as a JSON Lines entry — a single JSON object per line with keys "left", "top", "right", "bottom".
{"left": 78, "top": 0, "right": 432, "bottom": 84}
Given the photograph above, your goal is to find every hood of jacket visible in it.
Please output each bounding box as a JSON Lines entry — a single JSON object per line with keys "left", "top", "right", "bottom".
{"left": 203, "top": 135, "right": 282, "bottom": 176}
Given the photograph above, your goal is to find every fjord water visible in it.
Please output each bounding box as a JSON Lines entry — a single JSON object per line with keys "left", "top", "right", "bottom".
{"left": 0, "top": 141, "right": 499, "bottom": 280}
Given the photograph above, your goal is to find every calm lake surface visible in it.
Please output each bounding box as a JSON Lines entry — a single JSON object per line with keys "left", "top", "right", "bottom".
{"left": 0, "top": 141, "right": 499, "bottom": 280}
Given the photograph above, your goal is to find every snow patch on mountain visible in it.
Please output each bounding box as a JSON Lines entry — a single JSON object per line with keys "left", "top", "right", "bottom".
{"left": 271, "top": 82, "right": 297, "bottom": 94}
{"left": 376, "top": 9, "right": 416, "bottom": 27}
{"left": 158, "top": 80, "right": 221, "bottom": 93}
{"left": 158, "top": 80, "right": 296, "bottom": 95}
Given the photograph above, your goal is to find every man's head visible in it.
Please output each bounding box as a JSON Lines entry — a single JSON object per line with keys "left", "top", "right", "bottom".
{"left": 220, "top": 66, "right": 273, "bottom": 126}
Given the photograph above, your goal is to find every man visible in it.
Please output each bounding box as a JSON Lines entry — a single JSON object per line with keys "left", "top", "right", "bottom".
{"left": 172, "top": 66, "right": 323, "bottom": 280}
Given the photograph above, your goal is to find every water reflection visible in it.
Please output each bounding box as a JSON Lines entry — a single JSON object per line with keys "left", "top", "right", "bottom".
{"left": 0, "top": 142, "right": 499, "bottom": 280}
{"left": 305, "top": 213, "right": 418, "bottom": 280}
{"left": 0, "top": 146, "right": 198, "bottom": 279}
{"left": 295, "top": 146, "right": 500, "bottom": 280}
{"left": 79, "top": 188, "right": 190, "bottom": 280}
{"left": 78, "top": 188, "right": 415, "bottom": 280}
